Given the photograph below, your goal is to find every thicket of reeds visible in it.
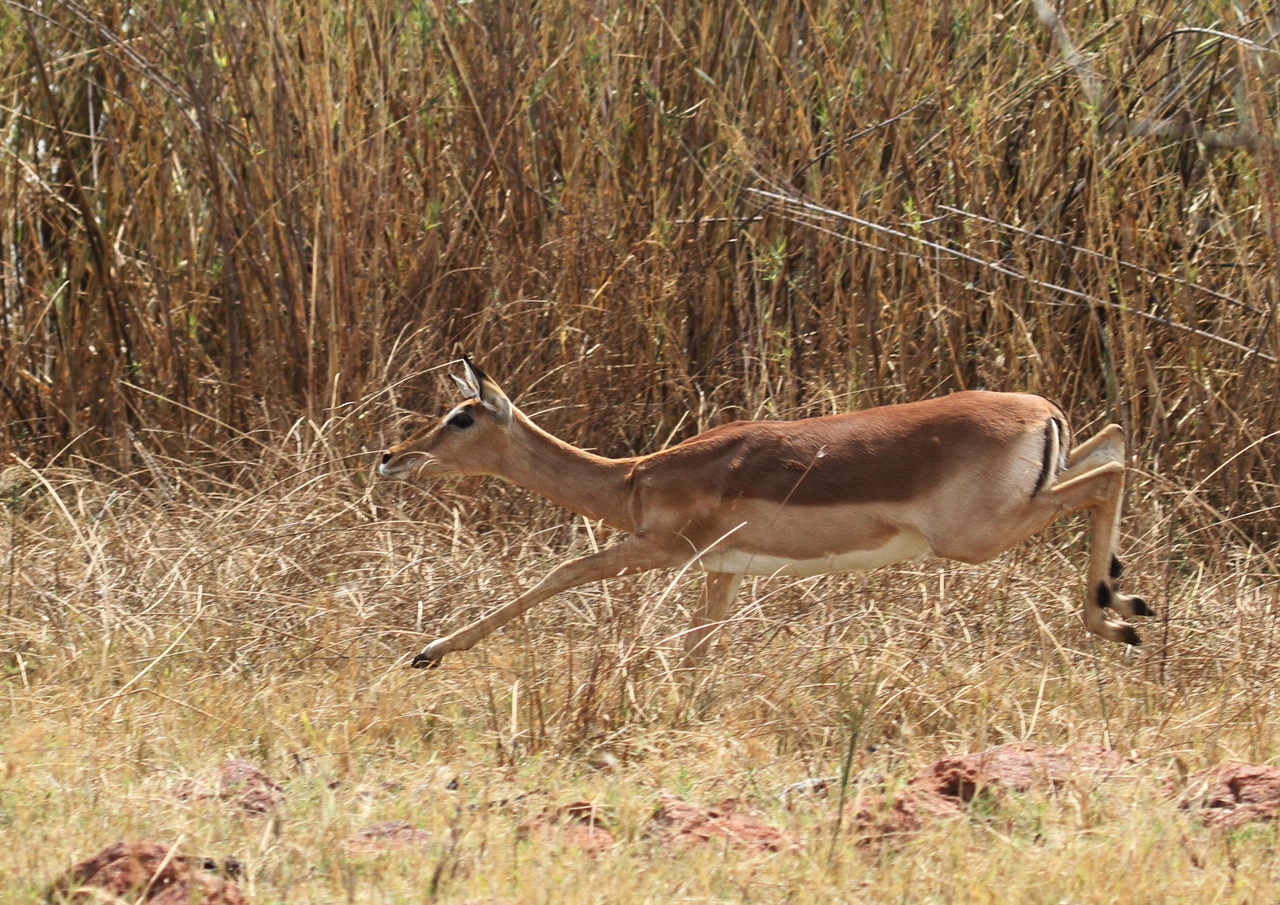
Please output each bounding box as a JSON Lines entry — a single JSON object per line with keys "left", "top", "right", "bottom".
{"left": 2, "top": 0, "right": 1277, "bottom": 539}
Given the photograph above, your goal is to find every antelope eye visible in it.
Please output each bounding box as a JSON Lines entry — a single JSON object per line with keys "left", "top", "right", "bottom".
{"left": 447, "top": 410, "right": 475, "bottom": 429}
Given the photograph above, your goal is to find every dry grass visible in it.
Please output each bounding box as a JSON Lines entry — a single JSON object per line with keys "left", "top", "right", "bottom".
{"left": 4, "top": 435, "right": 1280, "bottom": 902}
{"left": 4, "top": 0, "right": 1280, "bottom": 900}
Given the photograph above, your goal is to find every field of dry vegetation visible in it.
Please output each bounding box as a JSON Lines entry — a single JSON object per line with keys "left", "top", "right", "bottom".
{"left": 3, "top": 0, "right": 1280, "bottom": 901}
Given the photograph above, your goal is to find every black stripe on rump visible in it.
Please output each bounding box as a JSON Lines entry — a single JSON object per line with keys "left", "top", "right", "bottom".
{"left": 1033, "top": 418, "right": 1063, "bottom": 496}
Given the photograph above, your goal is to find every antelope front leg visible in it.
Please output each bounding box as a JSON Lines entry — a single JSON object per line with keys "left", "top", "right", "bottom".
{"left": 411, "top": 536, "right": 682, "bottom": 669}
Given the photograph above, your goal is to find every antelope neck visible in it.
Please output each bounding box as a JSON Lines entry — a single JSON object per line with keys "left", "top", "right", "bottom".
{"left": 494, "top": 413, "right": 636, "bottom": 530}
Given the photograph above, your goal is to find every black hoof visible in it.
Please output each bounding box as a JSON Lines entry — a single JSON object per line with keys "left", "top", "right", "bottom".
{"left": 410, "top": 651, "right": 442, "bottom": 669}
{"left": 1129, "top": 596, "right": 1153, "bottom": 617}
{"left": 1119, "top": 624, "right": 1141, "bottom": 646}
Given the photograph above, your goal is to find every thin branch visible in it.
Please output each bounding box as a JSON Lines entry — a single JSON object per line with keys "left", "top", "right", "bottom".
{"left": 746, "top": 186, "right": 1276, "bottom": 363}
{"left": 1163, "top": 27, "right": 1280, "bottom": 53}
{"left": 1033, "top": 0, "right": 1103, "bottom": 108}
{"left": 1118, "top": 118, "right": 1280, "bottom": 152}
{"left": 1034, "top": 0, "right": 1280, "bottom": 152}
{"left": 935, "top": 204, "right": 1265, "bottom": 316}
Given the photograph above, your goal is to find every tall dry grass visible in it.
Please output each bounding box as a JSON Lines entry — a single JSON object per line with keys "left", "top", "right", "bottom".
{"left": 1, "top": 0, "right": 1277, "bottom": 538}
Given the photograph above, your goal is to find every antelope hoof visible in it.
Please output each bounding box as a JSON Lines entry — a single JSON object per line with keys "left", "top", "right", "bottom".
{"left": 1096, "top": 583, "right": 1153, "bottom": 619}
{"left": 1104, "top": 619, "right": 1141, "bottom": 646}
{"left": 410, "top": 641, "right": 447, "bottom": 669}
{"left": 1117, "top": 623, "right": 1141, "bottom": 646}
{"left": 1114, "top": 594, "right": 1153, "bottom": 619}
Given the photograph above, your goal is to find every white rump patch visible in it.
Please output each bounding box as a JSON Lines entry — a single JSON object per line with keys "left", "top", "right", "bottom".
{"left": 696, "top": 528, "right": 930, "bottom": 577}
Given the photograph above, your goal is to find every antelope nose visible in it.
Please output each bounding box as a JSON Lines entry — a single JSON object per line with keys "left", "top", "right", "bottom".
{"left": 381, "top": 452, "right": 392, "bottom": 465}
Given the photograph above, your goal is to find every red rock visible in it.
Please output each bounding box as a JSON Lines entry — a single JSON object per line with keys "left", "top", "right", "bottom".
{"left": 175, "top": 759, "right": 285, "bottom": 814}
{"left": 46, "top": 841, "right": 246, "bottom": 904}
{"left": 1179, "top": 761, "right": 1280, "bottom": 828}
{"left": 855, "top": 742, "right": 1128, "bottom": 839}
{"left": 518, "top": 801, "right": 615, "bottom": 854}
{"left": 923, "top": 741, "right": 1123, "bottom": 798}
{"left": 649, "top": 793, "right": 795, "bottom": 852}
{"left": 344, "top": 820, "right": 432, "bottom": 853}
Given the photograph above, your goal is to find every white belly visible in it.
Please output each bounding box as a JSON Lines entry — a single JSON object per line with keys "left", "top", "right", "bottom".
{"left": 696, "top": 528, "right": 931, "bottom": 577}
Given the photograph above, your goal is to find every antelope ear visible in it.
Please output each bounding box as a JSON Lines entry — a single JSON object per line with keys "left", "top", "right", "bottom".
{"left": 451, "top": 371, "right": 477, "bottom": 398}
{"left": 461, "top": 356, "right": 512, "bottom": 424}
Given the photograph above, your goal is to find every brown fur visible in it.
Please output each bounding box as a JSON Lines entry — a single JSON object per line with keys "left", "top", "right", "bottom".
{"left": 630, "top": 391, "right": 1062, "bottom": 507}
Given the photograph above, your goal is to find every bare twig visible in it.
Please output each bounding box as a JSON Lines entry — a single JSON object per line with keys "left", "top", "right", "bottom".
{"left": 936, "top": 204, "right": 1265, "bottom": 316}
{"left": 746, "top": 186, "right": 1276, "bottom": 362}
{"left": 1033, "top": 0, "right": 1103, "bottom": 108}
{"left": 1034, "top": 0, "right": 1280, "bottom": 151}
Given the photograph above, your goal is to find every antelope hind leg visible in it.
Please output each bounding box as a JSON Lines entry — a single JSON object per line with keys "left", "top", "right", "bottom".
{"left": 1046, "top": 462, "right": 1151, "bottom": 644}
{"left": 1062, "top": 423, "right": 1124, "bottom": 481}
{"left": 681, "top": 571, "right": 744, "bottom": 664}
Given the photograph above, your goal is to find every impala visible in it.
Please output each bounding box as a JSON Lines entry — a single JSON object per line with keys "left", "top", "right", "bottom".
{"left": 380, "top": 359, "right": 1150, "bottom": 669}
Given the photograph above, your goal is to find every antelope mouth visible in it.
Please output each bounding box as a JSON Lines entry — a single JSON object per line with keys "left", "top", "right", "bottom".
{"left": 378, "top": 453, "right": 436, "bottom": 477}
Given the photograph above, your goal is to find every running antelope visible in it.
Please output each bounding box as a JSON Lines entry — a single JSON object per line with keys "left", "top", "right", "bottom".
{"left": 379, "top": 359, "right": 1150, "bottom": 669}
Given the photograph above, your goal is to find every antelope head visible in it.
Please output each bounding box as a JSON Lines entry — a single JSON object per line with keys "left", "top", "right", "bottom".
{"left": 379, "top": 358, "right": 515, "bottom": 479}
